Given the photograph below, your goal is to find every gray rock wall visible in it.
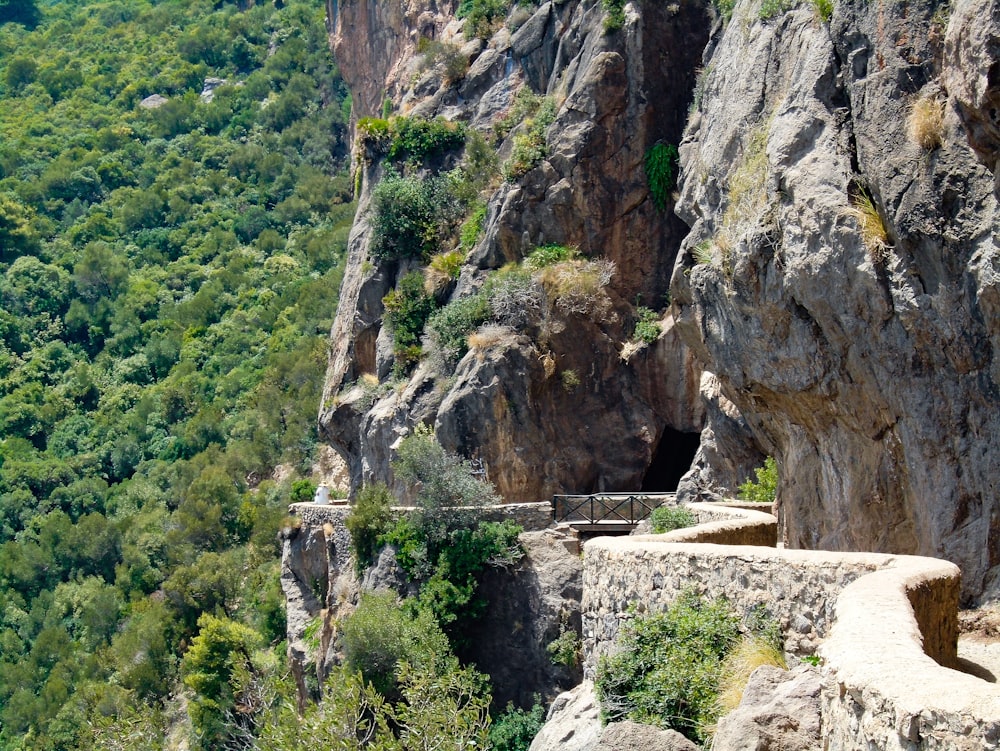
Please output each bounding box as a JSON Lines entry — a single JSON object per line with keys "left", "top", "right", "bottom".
{"left": 319, "top": 0, "right": 712, "bottom": 504}
{"left": 671, "top": 0, "right": 1000, "bottom": 601}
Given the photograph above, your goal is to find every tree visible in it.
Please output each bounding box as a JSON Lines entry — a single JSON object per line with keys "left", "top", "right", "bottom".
{"left": 182, "top": 613, "right": 264, "bottom": 750}
{"left": 0, "top": 0, "right": 40, "bottom": 28}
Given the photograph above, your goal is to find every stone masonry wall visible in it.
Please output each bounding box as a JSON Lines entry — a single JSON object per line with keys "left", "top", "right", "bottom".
{"left": 583, "top": 538, "right": 882, "bottom": 669}
{"left": 581, "top": 504, "right": 1000, "bottom": 750}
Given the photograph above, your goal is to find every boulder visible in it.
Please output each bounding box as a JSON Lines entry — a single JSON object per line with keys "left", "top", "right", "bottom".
{"left": 712, "top": 665, "right": 822, "bottom": 751}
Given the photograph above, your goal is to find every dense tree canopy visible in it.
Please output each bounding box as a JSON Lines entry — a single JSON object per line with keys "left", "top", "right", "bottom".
{"left": 0, "top": 1, "right": 354, "bottom": 747}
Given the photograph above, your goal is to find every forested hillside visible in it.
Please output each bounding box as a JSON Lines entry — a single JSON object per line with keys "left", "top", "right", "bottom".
{"left": 0, "top": 0, "right": 354, "bottom": 747}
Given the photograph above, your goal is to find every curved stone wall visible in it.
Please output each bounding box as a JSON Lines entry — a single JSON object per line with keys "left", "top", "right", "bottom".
{"left": 581, "top": 503, "right": 999, "bottom": 749}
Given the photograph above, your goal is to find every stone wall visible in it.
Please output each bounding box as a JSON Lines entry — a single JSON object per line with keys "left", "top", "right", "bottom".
{"left": 583, "top": 538, "right": 883, "bottom": 666}
{"left": 581, "top": 504, "right": 1000, "bottom": 750}
{"left": 289, "top": 500, "right": 554, "bottom": 538}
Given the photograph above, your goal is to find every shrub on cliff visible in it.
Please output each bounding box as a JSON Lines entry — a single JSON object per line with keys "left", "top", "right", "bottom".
{"left": 370, "top": 172, "right": 462, "bottom": 262}
{"left": 383, "top": 270, "right": 437, "bottom": 361}
{"left": 649, "top": 505, "right": 696, "bottom": 533}
{"left": 595, "top": 591, "right": 741, "bottom": 743}
{"left": 738, "top": 456, "right": 777, "bottom": 502}
{"left": 340, "top": 590, "right": 454, "bottom": 701}
{"left": 345, "top": 483, "right": 394, "bottom": 574}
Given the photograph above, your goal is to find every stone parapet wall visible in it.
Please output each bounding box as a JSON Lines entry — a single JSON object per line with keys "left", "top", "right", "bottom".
{"left": 476, "top": 502, "right": 555, "bottom": 531}
{"left": 583, "top": 539, "right": 882, "bottom": 666}
{"left": 288, "top": 501, "right": 554, "bottom": 576}
{"left": 818, "top": 563, "right": 1000, "bottom": 749}
{"left": 288, "top": 503, "right": 353, "bottom": 575}
{"left": 582, "top": 504, "right": 994, "bottom": 750}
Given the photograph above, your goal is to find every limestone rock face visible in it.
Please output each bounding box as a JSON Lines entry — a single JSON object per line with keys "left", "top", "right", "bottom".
{"left": 528, "top": 681, "right": 602, "bottom": 751}
{"left": 712, "top": 665, "right": 822, "bottom": 751}
{"left": 461, "top": 529, "right": 583, "bottom": 707}
{"left": 319, "top": 0, "right": 711, "bottom": 502}
{"left": 671, "top": 0, "right": 1000, "bottom": 601}
{"left": 596, "top": 721, "right": 699, "bottom": 751}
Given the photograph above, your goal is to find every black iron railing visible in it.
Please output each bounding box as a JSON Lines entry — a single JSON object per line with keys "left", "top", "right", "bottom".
{"left": 551, "top": 492, "right": 673, "bottom": 525}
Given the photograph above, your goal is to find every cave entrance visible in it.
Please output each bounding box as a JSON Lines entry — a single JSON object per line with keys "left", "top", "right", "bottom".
{"left": 641, "top": 426, "right": 701, "bottom": 491}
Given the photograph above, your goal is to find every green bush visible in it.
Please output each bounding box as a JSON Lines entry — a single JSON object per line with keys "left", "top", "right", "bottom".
{"left": 524, "top": 243, "right": 577, "bottom": 270}
{"left": 458, "top": 0, "right": 510, "bottom": 39}
{"left": 714, "top": 0, "right": 737, "bottom": 21}
{"left": 632, "top": 306, "right": 662, "bottom": 345}
{"left": 547, "top": 614, "right": 581, "bottom": 668}
{"left": 289, "top": 478, "right": 316, "bottom": 503}
{"left": 425, "top": 292, "right": 491, "bottom": 367}
{"left": 494, "top": 88, "right": 543, "bottom": 144}
{"left": 345, "top": 483, "right": 394, "bottom": 574}
{"left": 503, "top": 98, "right": 557, "bottom": 180}
{"left": 383, "top": 270, "right": 437, "bottom": 355}
{"left": 649, "top": 505, "right": 696, "bottom": 533}
{"left": 602, "top": 0, "right": 626, "bottom": 32}
{"left": 357, "top": 116, "right": 391, "bottom": 154}
{"left": 759, "top": 0, "right": 793, "bottom": 19}
{"left": 370, "top": 173, "right": 462, "bottom": 262}
{"left": 738, "top": 456, "right": 777, "bottom": 502}
{"left": 644, "top": 143, "right": 679, "bottom": 212}
{"left": 595, "top": 591, "right": 741, "bottom": 743}
{"left": 489, "top": 700, "right": 546, "bottom": 751}
{"left": 394, "top": 424, "right": 500, "bottom": 517}
{"left": 459, "top": 202, "right": 487, "bottom": 253}
{"left": 386, "top": 117, "right": 467, "bottom": 163}
{"left": 339, "top": 590, "right": 454, "bottom": 701}
{"left": 810, "top": 0, "right": 833, "bottom": 21}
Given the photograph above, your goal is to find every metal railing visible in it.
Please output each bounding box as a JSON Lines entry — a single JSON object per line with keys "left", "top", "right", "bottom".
{"left": 552, "top": 492, "right": 673, "bottom": 525}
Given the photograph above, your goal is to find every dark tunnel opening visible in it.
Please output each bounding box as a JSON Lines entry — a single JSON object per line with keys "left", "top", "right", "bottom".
{"left": 641, "top": 426, "right": 701, "bottom": 491}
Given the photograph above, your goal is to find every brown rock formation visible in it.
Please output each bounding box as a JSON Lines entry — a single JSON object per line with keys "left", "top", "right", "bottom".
{"left": 319, "top": 0, "right": 711, "bottom": 502}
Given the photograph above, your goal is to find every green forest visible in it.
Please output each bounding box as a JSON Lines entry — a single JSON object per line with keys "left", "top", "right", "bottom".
{"left": 0, "top": 0, "right": 356, "bottom": 746}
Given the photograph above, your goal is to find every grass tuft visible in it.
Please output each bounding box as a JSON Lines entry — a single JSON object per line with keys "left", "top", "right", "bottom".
{"left": 908, "top": 96, "right": 944, "bottom": 151}
{"left": 841, "top": 189, "right": 890, "bottom": 265}
{"left": 715, "top": 636, "right": 787, "bottom": 714}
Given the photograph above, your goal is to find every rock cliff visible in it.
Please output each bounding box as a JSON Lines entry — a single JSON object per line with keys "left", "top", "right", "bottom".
{"left": 319, "top": 0, "right": 710, "bottom": 503}
{"left": 671, "top": 0, "right": 1000, "bottom": 602}
{"left": 319, "top": 0, "right": 1000, "bottom": 603}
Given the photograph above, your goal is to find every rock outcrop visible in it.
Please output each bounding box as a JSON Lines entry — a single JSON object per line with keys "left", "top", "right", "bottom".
{"left": 712, "top": 665, "right": 822, "bottom": 751}
{"left": 318, "top": 0, "right": 712, "bottom": 503}
{"left": 671, "top": 0, "right": 1000, "bottom": 602}
{"left": 281, "top": 506, "right": 582, "bottom": 709}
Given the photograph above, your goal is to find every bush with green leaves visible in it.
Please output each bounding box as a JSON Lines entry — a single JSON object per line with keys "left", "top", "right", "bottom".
{"left": 644, "top": 143, "right": 679, "bottom": 212}
{"left": 503, "top": 98, "right": 557, "bottom": 180}
{"left": 524, "top": 243, "right": 577, "bottom": 270}
{"left": 738, "top": 456, "right": 778, "bottom": 502}
{"left": 339, "top": 590, "right": 454, "bottom": 701}
{"left": 602, "top": 0, "right": 626, "bottom": 32}
{"left": 383, "top": 270, "right": 437, "bottom": 356}
{"left": 387, "top": 116, "right": 467, "bottom": 163}
{"left": 457, "top": 0, "right": 510, "bottom": 39}
{"left": 394, "top": 423, "right": 501, "bottom": 515}
{"left": 595, "top": 591, "right": 741, "bottom": 743}
{"left": 632, "top": 306, "right": 662, "bottom": 345}
{"left": 425, "top": 292, "right": 491, "bottom": 367}
{"left": 493, "top": 88, "right": 544, "bottom": 143}
{"left": 649, "top": 504, "right": 696, "bottom": 533}
{"left": 489, "top": 700, "right": 546, "bottom": 751}
{"left": 459, "top": 202, "right": 487, "bottom": 253}
{"left": 375, "top": 426, "right": 522, "bottom": 644}
{"left": 345, "top": 483, "right": 395, "bottom": 573}
{"left": 370, "top": 172, "right": 463, "bottom": 262}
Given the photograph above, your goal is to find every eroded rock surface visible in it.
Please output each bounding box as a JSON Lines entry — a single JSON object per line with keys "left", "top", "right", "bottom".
{"left": 671, "top": 0, "right": 1000, "bottom": 601}
{"left": 319, "top": 0, "right": 711, "bottom": 503}
{"left": 712, "top": 665, "right": 822, "bottom": 751}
